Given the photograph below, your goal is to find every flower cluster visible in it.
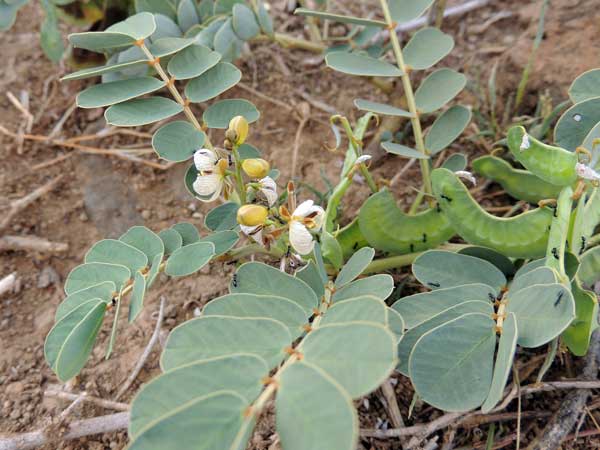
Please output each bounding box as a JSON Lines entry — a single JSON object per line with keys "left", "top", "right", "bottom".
{"left": 191, "top": 116, "right": 324, "bottom": 256}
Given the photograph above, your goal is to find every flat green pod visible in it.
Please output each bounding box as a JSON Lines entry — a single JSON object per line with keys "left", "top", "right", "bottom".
{"left": 165, "top": 241, "right": 215, "bottom": 277}
{"left": 152, "top": 120, "right": 206, "bottom": 162}
{"left": 171, "top": 222, "right": 201, "bottom": 244}
{"left": 294, "top": 8, "right": 386, "bottom": 27}
{"left": 230, "top": 262, "right": 318, "bottom": 314}
{"left": 506, "top": 283, "right": 575, "bottom": 348}
{"left": 507, "top": 126, "right": 578, "bottom": 186}
{"left": 301, "top": 322, "right": 397, "bottom": 397}
{"left": 128, "top": 390, "right": 249, "bottom": 450}
{"left": 415, "top": 69, "right": 466, "bottom": 113}
{"left": 276, "top": 361, "right": 357, "bottom": 450}
{"left": 555, "top": 97, "right": 600, "bottom": 151}
{"left": 562, "top": 280, "right": 599, "bottom": 356}
{"left": 413, "top": 250, "right": 506, "bottom": 293}
{"left": 334, "top": 247, "right": 374, "bottom": 288}
{"left": 397, "top": 300, "right": 493, "bottom": 375}
{"left": 105, "top": 97, "right": 183, "bottom": 127}
{"left": 391, "top": 283, "right": 495, "bottom": 329}
{"left": 472, "top": 155, "right": 561, "bottom": 203}
{"left": 403, "top": 27, "right": 454, "bottom": 71}
{"left": 62, "top": 59, "right": 148, "bottom": 81}
{"left": 203, "top": 293, "right": 309, "bottom": 337}
{"left": 199, "top": 230, "right": 239, "bottom": 255}
{"left": 185, "top": 62, "right": 242, "bottom": 103}
{"left": 509, "top": 266, "right": 557, "bottom": 294}
{"left": 56, "top": 281, "right": 115, "bottom": 322}
{"left": 332, "top": 274, "right": 394, "bottom": 302}
{"left": 432, "top": 168, "right": 554, "bottom": 258}
{"left": 389, "top": 0, "right": 435, "bottom": 23}
{"left": 85, "top": 239, "right": 148, "bottom": 274}
{"left": 325, "top": 51, "right": 403, "bottom": 77}
{"left": 77, "top": 77, "right": 165, "bottom": 109}
{"left": 353, "top": 99, "right": 412, "bottom": 117}
{"left": 409, "top": 313, "right": 496, "bottom": 412}
{"left": 295, "top": 261, "right": 326, "bottom": 299}
{"left": 203, "top": 99, "right": 259, "bottom": 129}
{"left": 161, "top": 315, "right": 292, "bottom": 370}
{"left": 128, "top": 271, "right": 147, "bottom": 322}
{"left": 569, "top": 69, "right": 600, "bottom": 103}
{"left": 358, "top": 189, "right": 454, "bottom": 255}
{"left": 105, "top": 12, "right": 157, "bottom": 40}
{"left": 424, "top": 105, "right": 471, "bottom": 154}
{"left": 578, "top": 246, "right": 600, "bottom": 286}
{"left": 320, "top": 296, "right": 388, "bottom": 327}
{"left": 120, "top": 226, "right": 164, "bottom": 261}
{"left": 335, "top": 218, "right": 369, "bottom": 259}
{"left": 544, "top": 186, "right": 573, "bottom": 278}
{"left": 129, "top": 353, "right": 268, "bottom": 439}
{"left": 158, "top": 228, "right": 183, "bottom": 255}
{"left": 481, "top": 312, "right": 518, "bottom": 413}
{"left": 232, "top": 3, "right": 260, "bottom": 40}
{"left": 45, "top": 299, "right": 107, "bottom": 382}
{"left": 64, "top": 262, "right": 131, "bottom": 295}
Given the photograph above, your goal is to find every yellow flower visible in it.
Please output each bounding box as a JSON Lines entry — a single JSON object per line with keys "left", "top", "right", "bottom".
{"left": 227, "top": 115, "right": 249, "bottom": 145}
{"left": 237, "top": 204, "right": 268, "bottom": 227}
{"left": 242, "top": 158, "right": 270, "bottom": 179}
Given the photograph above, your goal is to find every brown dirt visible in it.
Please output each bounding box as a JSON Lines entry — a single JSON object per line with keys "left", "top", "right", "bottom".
{"left": 1, "top": 0, "right": 600, "bottom": 449}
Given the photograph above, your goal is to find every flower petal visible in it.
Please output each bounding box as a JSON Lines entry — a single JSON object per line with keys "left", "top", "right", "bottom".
{"left": 193, "top": 174, "right": 222, "bottom": 201}
{"left": 194, "top": 149, "right": 218, "bottom": 171}
{"left": 289, "top": 221, "right": 314, "bottom": 255}
{"left": 293, "top": 199, "right": 315, "bottom": 218}
{"left": 240, "top": 224, "right": 264, "bottom": 246}
{"left": 259, "top": 177, "right": 278, "bottom": 206}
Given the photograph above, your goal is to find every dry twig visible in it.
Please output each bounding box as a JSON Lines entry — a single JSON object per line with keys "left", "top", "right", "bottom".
{"left": 45, "top": 390, "right": 129, "bottom": 412}
{"left": 114, "top": 296, "right": 167, "bottom": 401}
{"left": 0, "top": 235, "right": 68, "bottom": 253}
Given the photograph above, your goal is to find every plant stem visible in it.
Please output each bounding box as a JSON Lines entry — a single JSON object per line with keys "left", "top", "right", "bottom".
{"left": 363, "top": 243, "right": 468, "bottom": 273}
{"left": 231, "top": 146, "right": 246, "bottom": 203}
{"left": 138, "top": 42, "right": 212, "bottom": 149}
{"left": 379, "top": 0, "right": 432, "bottom": 208}
{"left": 253, "top": 32, "right": 326, "bottom": 53}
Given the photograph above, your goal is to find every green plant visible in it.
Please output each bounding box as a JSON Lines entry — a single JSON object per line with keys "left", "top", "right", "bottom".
{"left": 36, "top": 2, "right": 600, "bottom": 449}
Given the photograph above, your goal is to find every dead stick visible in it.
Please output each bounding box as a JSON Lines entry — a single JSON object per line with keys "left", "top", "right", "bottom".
{"left": 0, "top": 236, "right": 68, "bottom": 253}
{"left": 45, "top": 390, "right": 129, "bottom": 412}
{"left": 114, "top": 296, "right": 166, "bottom": 401}
{"left": 0, "top": 175, "right": 63, "bottom": 232}
{"left": 0, "top": 412, "right": 129, "bottom": 450}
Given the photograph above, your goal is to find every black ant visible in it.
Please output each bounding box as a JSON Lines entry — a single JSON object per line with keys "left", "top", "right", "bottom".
{"left": 551, "top": 247, "right": 559, "bottom": 259}
{"left": 441, "top": 194, "right": 452, "bottom": 202}
{"left": 422, "top": 233, "right": 427, "bottom": 243}
{"left": 554, "top": 291, "right": 564, "bottom": 307}
{"left": 427, "top": 282, "right": 441, "bottom": 288}
{"left": 580, "top": 236, "right": 586, "bottom": 255}
{"left": 232, "top": 273, "right": 239, "bottom": 288}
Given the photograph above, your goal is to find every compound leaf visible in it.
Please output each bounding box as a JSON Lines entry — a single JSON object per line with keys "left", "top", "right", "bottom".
{"left": 415, "top": 69, "right": 466, "bottom": 113}
{"left": 120, "top": 226, "right": 164, "bottom": 262}
{"left": 171, "top": 222, "right": 201, "bottom": 245}
{"left": 424, "top": 105, "right": 471, "bottom": 154}
{"left": 320, "top": 296, "right": 387, "bottom": 327}
{"left": 301, "top": 322, "right": 396, "bottom": 397}
{"left": 354, "top": 99, "right": 412, "bottom": 117}
{"left": 409, "top": 313, "right": 496, "bottom": 411}
{"left": 165, "top": 241, "right": 215, "bottom": 277}
{"left": 56, "top": 281, "right": 115, "bottom": 322}
{"left": 153, "top": 121, "right": 206, "bottom": 162}
{"left": 128, "top": 271, "right": 147, "bottom": 322}
{"left": 554, "top": 97, "right": 600, "bottom": 151}
{"left": 332, "top": 274, "right": 394, "bottom": 302}
{"left": 232, "top": 3, "right": 260, "bottom": 40}
{"left": 334, "top": 247, "right": 375, "bottom": 288}
{"left": 85, "top": 239, "right": 148, "bottom": 274}
{"left": 64, "top": 262, "right": 130, "bottom": 295}
{"left": 158, "top": 228, "right": 184, "bottom": 256}
{"left": 389, "top": 0, "right": 435, "bottom": 23}
{"left": 230, "top": 262, "right": 318, "bottom": 314}
{"left": 205, "top": 203, "right": 240, "bottom": 231}
{"left": 325, "top": 52, "right": 402, "bottom": 77}
{"left": 77, "top": 77, "right": 165, "bottom": 109}
{"left": 161, "top": 315, "right": 292, "bottom": 370}
{"left": 404, "top": 27, "right": 454, "bottom": 70}
{"left": 568, "top": 69, "right": 600, "bottom": 103}
{"left": 203, "top": 99, "right": 259, "bottom": 129}
{"left": 105, "top": 97, "right": 183, "bottom": 127}
{"left": 276, "top": 361, "right": 357, "bottom": 450}
{"left": 167, "top": 44, "right": 221, "bottom": 80}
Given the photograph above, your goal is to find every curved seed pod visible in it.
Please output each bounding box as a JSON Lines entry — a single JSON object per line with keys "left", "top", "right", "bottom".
{"left": 472, "top": 155, "right": 561, "bottom": 204}
{"left": 432, "top": 168, "right": 553, "bottom": 258}
{"left": 507, "top": 126, "right": 578, "bottom": 187}
{"left": 582, "top": 188, "right": 600, "bottom": 241}
{"left": 335, "top": 218, "right": 369, "bottom": 260}
{"left": 544, "top": 186, "right": 573, "bottom": 283}
{"left": 358, "top": 189, "right": 454, "bottom": 255}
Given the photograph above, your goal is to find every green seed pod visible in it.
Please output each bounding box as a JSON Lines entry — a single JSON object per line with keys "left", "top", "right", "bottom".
{"left": 432, "top": 168, "right": 554, "bottom": 258}
{"left": 472, "top": 155, "right": 561, "bottom": 204}
{"left": 507, "top": 126, "right": 578, "bottom": 187}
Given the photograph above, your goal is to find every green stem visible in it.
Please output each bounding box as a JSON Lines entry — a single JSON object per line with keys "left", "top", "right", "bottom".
{"left": 379, "top": 0, "right": 432, "bottom": 207}
{"left": 363, "top": 243, "right": 468, "bottom": 274}
{"left": 251, "top": 33, "right": 326, "bottom": 53}
{"left": 231, "top": 146, "right": 246, "bottom": 203}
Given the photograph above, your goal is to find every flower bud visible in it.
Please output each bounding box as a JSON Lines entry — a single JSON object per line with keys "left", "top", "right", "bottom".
{"left": 242, "top": 158, "right": 270, "bottom": 179}
{"left": 237, "top": 204, "right": 268, "bottom": 227}
{"left": 227, "top": 115, "right": 249, "bottom": 145}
